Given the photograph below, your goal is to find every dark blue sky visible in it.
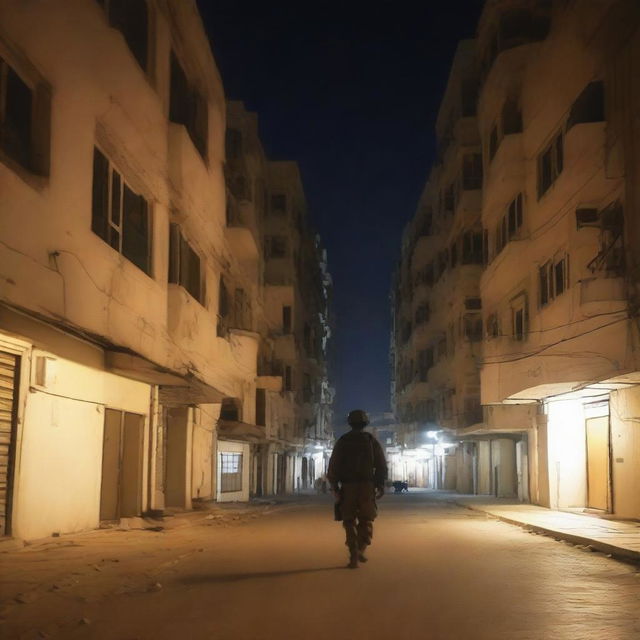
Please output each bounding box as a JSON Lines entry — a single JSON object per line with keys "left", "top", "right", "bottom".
{"left": 197, "top": 1, "right": 484, "bottom": 426}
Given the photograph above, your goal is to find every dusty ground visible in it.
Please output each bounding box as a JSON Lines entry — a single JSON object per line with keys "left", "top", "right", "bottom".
{"left": 1, "top": 491, "right": 639, "bottom": 640}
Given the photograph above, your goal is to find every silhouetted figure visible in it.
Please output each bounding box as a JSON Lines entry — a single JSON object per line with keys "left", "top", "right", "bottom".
{"left": 327, "top": 410, "right": 388, "bottom": 569}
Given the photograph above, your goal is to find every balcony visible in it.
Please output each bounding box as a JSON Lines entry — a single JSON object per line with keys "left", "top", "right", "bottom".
{"left": 225, "top": 198, "right": 259, "bottom": 261}
{"left": 484, "top": 133, "right": 524, "bottom": 208}
{"left": 579, "top": 277, "right": 626, "bottom": 315}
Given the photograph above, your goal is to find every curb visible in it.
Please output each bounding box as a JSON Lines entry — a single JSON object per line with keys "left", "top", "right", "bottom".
{"left": 455, "top": 501, "right": 640, "bottom": 564}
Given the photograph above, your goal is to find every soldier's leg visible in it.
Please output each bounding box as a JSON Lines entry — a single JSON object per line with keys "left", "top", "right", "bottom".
{"left": 356, "top": 482, "right": 377, "bottom": 560}
{"left": 340, "top": 484, "right": 360, "bottom": 568}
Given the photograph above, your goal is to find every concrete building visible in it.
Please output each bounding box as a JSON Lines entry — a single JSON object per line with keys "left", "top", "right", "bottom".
{"left": 392, "top": 0, "right": 640, "bottom": 518}
{"left": 0, "top": 0, "right": 332, "bottom": 540}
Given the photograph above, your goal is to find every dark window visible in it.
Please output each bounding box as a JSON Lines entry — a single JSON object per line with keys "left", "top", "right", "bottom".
{"left": 220, "top": 398, "right": 240, "bottom": 421}
{"left": 415, "top": 303, "right": 430, "bottom": 325}
{"left": 170, "top": 52, "right": 207, "bottom": 160}
{"left": 462, "top": 153, "right": 483, "bottom": 190}
{"left": 538, "top": 133, "right": 563, "bottom": 198}
{"left": 270, "top": 193, "right": 287, "bottom": 215}
{"left": 0, "top": 60, "right": 32, "bottom": 170}
{"left": 169, "top": 225, "right": 203, "bottom": 303}
{"left": 502, "top": 97, "right": 522, "bottom": 135}
{"left": 268, "top": 235, "right": 288, "bottom": 259}
{"left": 219, "top": 453, "right": 243, "bottom": 493}
{"left": 418, "top": 349, "right": 433, "bottom": 381}
{"left": 450, "top": 240, "right": 458, "bottom": 268}
{"left": 507, "top": 193, "right": 523, "bottom": 237}
{"left": 554, "top": 257, "right": 566, "bottom": 297}
{"left": 489, "top": 124, "right": 498, "bottom": 161}
{"left": 443, "top": 185, "right": 454, "bottom": 212}
{"left": 256, "top": 389, "right": 266, "bottom": 427}
{"left": 104, "top": 0, "right": 148, "bottom": 70}
{"left": 461, "top": 77, "right": 478, "bottom": 117}
{"left": 514, "top": 308, "right": 525, "bottom": 341}
{"left": 217, "top": 277, "right": 229, "bottom": 336}
{"left": 303, "top": 373, "right": 312, "bottom": 403}
{"left": 282, "top": 306, "right": 292, "bottom": 333}
{"left": 463, "top": 313, "right": 483, "bottom": 341}
{"left": 91, "top": 147, "right": 150, "bottom": 274}
{"left": 465, "top": 297, "right": 482, "bottom": 310}
{"left": 284, "top": 366, "right": 292, "bottom": 392}
{"left": 462, "top": 231, "right": 483, "bottom": 264}
{"left": 303, "top": 323, "right": 311, "bottom": 353}
{"left": 225, "top": 128, "right": 242, "bottom": 161}
{"left": 539, "top": 263, "right": 550, "bottom": 307}
{"left": 567, "top": 81, "right": 605, "bottom": 130}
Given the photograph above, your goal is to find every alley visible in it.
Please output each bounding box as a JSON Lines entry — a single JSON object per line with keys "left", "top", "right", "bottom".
{"left": 1, "top": 492, "right": 639, "bottom": 640}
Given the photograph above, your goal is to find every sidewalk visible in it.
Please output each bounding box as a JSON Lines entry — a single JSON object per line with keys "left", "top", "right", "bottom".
{"left": 453, "top": 495, "right": 640, "bottom": 562}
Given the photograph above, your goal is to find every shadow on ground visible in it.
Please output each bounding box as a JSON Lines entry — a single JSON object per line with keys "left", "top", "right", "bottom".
{"left": 180, "top": 566, "right": 346, "bottom": 584}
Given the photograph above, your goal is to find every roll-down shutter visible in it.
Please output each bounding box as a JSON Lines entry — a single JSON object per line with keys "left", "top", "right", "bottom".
{"left": 0, "top": 351, "right": 18, "bottom": 535}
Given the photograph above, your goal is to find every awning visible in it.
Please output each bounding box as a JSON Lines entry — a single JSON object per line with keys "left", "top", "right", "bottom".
{"left": 217, "top": 419, "right": 266, "bottom": 443}
{"left": 106, "top": 351, "right": 225, "bottom": 406}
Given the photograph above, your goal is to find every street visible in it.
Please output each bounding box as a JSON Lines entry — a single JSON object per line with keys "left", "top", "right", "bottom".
{"left": 1, "top": 491, "right": 639, "bottom": 640}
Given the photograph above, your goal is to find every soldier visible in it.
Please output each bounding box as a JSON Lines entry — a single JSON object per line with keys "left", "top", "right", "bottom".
{"left": 327, "top": 409, "right": 388, "bottom": 569}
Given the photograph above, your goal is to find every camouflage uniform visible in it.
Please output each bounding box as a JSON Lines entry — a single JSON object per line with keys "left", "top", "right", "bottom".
{"left": 327, "top": 429, "right": 387, "bottom": 560}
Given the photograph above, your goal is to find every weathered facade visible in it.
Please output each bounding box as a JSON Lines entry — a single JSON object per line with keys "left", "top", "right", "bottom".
{"left": 392, "top": 0, "right": 640, "bottom": 517}
{"left": 0, "top": 0, "right": 332, "bottom": 540}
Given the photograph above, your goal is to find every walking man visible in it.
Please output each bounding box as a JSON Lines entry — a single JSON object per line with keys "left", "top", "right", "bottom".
{"left": 327, "top": 409, "right": 388, "bottom": 569}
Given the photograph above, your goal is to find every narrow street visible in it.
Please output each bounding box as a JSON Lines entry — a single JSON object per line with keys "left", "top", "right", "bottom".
{"left": 1, "top": 492, "right": 639, "bottom": 640}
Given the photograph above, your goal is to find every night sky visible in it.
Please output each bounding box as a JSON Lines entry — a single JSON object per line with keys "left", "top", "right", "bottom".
{"left": 197, "top": 1, "right": 484, "bottom": 429}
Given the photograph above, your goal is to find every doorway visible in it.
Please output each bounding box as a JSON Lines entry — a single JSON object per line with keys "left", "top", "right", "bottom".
{"left": 585, "top": 416, "right": 610, "bottom": 511}
{"left": 100, "top": 409, "right": 145, "bottom": 521}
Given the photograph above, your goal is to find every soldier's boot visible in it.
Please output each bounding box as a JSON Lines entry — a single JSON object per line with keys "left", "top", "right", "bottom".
{"left": 357, "top": 544, "right": 368, "bottom": 563}
{"left": 343, "top": 519, "right": 359, "bottom": 569}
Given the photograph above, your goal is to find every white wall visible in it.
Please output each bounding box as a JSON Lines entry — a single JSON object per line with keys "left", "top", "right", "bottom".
{"left": 12, "top": 349, "right": 151, "bottom": 540}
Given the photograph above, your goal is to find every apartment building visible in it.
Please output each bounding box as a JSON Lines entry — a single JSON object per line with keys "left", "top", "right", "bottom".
{"left": 0, "top": 0, "right": 332, "bottom": 540}
{"left": 392, "top": 0, "right": 640, "bottom": 517}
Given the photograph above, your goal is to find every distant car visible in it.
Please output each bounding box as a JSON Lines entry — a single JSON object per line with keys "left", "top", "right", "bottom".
{"left": 392, "top": 481, "right": 409, "bottom": 493}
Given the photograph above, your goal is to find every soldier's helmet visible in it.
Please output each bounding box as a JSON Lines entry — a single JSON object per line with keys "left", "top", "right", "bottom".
{"left": 347, "top": 409, "right": 369, "bottom": 427}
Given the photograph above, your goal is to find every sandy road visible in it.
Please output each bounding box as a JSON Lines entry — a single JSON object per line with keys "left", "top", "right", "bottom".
{"left": 1, "top": 491, "right": 639, "bottom": 639}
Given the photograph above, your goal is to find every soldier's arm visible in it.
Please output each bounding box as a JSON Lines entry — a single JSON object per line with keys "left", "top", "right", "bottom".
{"left": 326, "top": 440, "right": 343, "bottom": 490}
{"left": 372, "top": 438, "right": 388, "bottom": 489}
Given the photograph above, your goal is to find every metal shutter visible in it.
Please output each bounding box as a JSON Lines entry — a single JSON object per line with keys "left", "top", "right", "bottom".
{"left": 0, "top": 351, "right": 17, "bottom": 535}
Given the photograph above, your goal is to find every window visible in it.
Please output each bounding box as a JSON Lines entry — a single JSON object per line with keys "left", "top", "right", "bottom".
{"left": 284, "top": 366, "right": 292, "bottom": 392}
{"left": 502, "top": 97, "right": 522, "bottom": 135}
{"left": 486, "top": 313, "right": 499, "bottom": 339}
{"left": 170, "top": 52, "right": 207, "bottom": 160}
{"left": 463, "top": 313, "right": 483, "bottom": 341}
{"left": 220, "top": 397, "right": 240, "bottom": 421}
{"left": 511, "top": 294, "right": 528, "bottom": 341}
{"left": 465, "top": 297, "right": 482, "bottom": 310}
{"left": 488, "top": 124, "right": 498, "bottom": 161}
{"left": 567, "top": 81, "right": 604, "bottom": 131}
{"left": 233, "top": 287, "right": 251, "bottom": 330}
{"left": 169, "top": 223, "right": 204, "bottom": 303}
{"left": 418, "top": 348, "right": 434, "bottom": 381}
{"left": 443, "top": 185, "right": 454, "bottom": 213}
{"left": 98, "top": 0, "right": 148, "bottom": 71}
{"left": 462, "top": 153, "right": 483, "bottom": 190}
{"left": 415, "top": 303, "right": 430, "bottom": 325}
{"left": 539, "top": 254, "right": 569, "bottom": 307}
{"left": 450, "top": 240, "right": 458, "bottom": 268}
{"left": 225, "top": 128, "right": 242, "bottom": 161}
{"left": 267, "top": 235, "right": 288, "bottom": 259}
{"left": 282, "top": 306, "right": 292, "bottom": 333}
{"left": 462, "top": 231, "right": 484, "bottom": 265}
{"left": 219, "top": 453, "right": 243, "bottom": 493}
{"left": 436, "top": 336, "right": 447, "bottom": 361}
{"left": 0, "top": 56, "right": 50, "bottom": 175}
{"left": 495, "top": 194, "right": 523, "bottom": 257}
{"left": 92, "top": 147, "right": 151, "bottom": 274}
{"left": 270, "top": 194, "right": 287, "bottom": 215}
{"left": 256, "top": 389, "right": 266, "bottom": 427}
{"left": 217, "top": 277, "right": 229, "bottom": 336}
{"left": 303, "top": 323, "right": 312, "bottom": 353}
{"left": 538, "top": 132, "right": 563, "bottom": 198}
{"left": 303, "top": 373, "right": 312, "bottom": 403}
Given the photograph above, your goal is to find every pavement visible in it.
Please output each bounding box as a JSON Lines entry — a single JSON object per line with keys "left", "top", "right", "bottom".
{"left": 452, "top": 494, "right": 640, "bottom": 562}
{"left": 1, "top": 491, "right": 639, "bottom": 639}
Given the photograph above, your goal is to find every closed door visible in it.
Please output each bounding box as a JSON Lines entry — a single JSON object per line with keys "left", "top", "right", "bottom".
{"left": 586, "top": 416, "right": 609, "bottom": 511}
{"left": 0, "top": 352, "right": 18, "bottom": 536}
{"left": 100, "top": 409, "right": 145, "bottom": 520}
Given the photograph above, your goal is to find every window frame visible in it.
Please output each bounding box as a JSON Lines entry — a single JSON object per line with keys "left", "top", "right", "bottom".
{"left": 168, "top": 222, "right": 205, "bottom": 305}
{"left": 91, "top": 146, "right": 152, "bottom": 275}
